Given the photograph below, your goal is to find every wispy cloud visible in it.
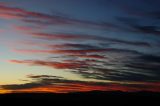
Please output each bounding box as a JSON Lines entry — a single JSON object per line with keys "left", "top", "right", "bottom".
{"left": 0, "top": 2, "right": 119, "bottom": 29}
{"left": 9, "top": 60, "right": 89, "bottom": 69}
{"left": 9, "top": 48, "right": 160, "bottom": 83}
{"left": 1, "top": 0, "right": 160, "bottom": 93}
{"left": 1, "top": 75, "right": 160, "bottom": 93}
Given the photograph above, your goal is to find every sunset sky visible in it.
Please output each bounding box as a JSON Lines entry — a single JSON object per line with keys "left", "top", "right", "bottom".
{"left": 0, "top": 0, "right": 160, "bottom": 93}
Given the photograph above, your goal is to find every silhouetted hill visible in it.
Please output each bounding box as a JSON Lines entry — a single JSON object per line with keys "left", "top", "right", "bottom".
{"left": 0, "top": 91, "right": 160, "bottom": 105}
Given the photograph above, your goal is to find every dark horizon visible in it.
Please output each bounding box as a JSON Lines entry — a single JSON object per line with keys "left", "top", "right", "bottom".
{"left": 0, "top": 91, "right": 160, "bottom": 105}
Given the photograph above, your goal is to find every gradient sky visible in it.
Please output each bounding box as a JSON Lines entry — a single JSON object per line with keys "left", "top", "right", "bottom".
{"left": 0, "top": 0, "right": 160, "bottom": 93}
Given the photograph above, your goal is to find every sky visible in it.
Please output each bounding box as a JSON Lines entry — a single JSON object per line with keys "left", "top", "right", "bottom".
{"left": 0, "top": 0, "right": 160, "bottom": 93}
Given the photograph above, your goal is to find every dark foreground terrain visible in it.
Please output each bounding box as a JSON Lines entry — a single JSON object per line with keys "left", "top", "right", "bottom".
{"left": 0, "top": 91, "right": 160, "bottom": 105}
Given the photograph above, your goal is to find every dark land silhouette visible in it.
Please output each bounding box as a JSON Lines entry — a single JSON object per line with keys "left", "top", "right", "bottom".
{"left": 0, "top": 91, "right": 160, "bottom": 105}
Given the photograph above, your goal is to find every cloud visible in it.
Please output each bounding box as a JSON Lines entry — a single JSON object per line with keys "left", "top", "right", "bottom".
{"left": 0, "top": 75, "right": 109, "bottom": 92}
{"left": 112, "top": 1, "right": 160, "bottom": 36}
{"left": 9, "top": 47, "right": 146, "bottom": 82}
{"left": 132, "top": 25, "right": 160, "bottom": 36}
{"left": 1, "top": 1, "right": 160, "bottom": 38}
{"left": 9, "top": 60, "right": 88, "bottom": 69}
{"left": 69, "top": 54, "right": 105, "bottom": 59}
{"left": 30, "top": 33, "right": 93, "bottom": 40}
{"left": 13, "top": 48, "right": 109, "bottom": 55}
{"left": 9, "top": 25, "right": 157, "bottom": 84}
{"left": 1, "top": 74, "right": 160, "bottom": 93}
{"left": 0, "top": 3, "right": 120, "bottom": 30}
{"left": 139, "top": 55, "right": 160, "bottom": 63}
{"left": 10, "top": 43, "right": 160, "bottom": 82}
{"left": 47, "top": 43, "right": 100, "bottom": 49}
{"left": 0, "top": 1, "right": 158, "bottom": 36}
{"left": 13, "top": 47, "right": 142, "bottom": 56}
{"left": 27, "top": 32, "right": 151, "bottom": 47}
{"left": 124, "top": 55, "right": 160, "bottom": 81}
{"left": 11, "top": 25, "right": 151, "bottom": 48}
{"left": 116, "top": 17, "right": 160, "bottom": 36}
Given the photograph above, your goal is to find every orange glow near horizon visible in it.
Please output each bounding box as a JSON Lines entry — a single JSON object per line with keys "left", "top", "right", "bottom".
{"left": 1, "top": 82, "right": 160, "bottom": 94}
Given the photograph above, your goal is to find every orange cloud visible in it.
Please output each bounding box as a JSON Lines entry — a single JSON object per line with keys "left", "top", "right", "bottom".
{"left": 0, "top": 89, "right": 11, "bottom": 94}
{"left": 9, "top": 84, "right": 108, "bottom": 93}
{"left": 2, "top": 82, "right": 160, "bottom": 93}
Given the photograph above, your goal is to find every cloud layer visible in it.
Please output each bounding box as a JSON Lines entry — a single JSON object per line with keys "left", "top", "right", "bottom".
{"left": 0, "top": 0, "right": 160, "bottom": 93}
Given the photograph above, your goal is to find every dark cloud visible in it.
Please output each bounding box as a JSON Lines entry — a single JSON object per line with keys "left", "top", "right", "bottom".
{"left": 124, "top": 55, "right": 160, "bottom": 82}
{"left": 29, "top": 32, "right": 151, "bottom": 47}
{"left": 48, "top": 43, "right": 100, "bottom": 50}
{"left": 10, "top": 24, "right": 158, "bottom": 85}
{"left": 131, "top": 25, "right": 160, "bottom": 36}
{"left": 1, "top": 74, "right": 160, "bottom": 92}
{"left": 0, "top": 75, "right": 109, "bottom": 92}
{"left": 139, "top": 55, "right": 160, "bottom": 63}
{"left": 116, "top": 17, "right": 160, "bottom": 36}
{"left": 27, "top": 75, "right": 63, "bottom": 79}
{"left": 10, "top": 47, "right": 145, "bottom": 82}
{"left": 1, "top": 83, "right": 45, "bottom": 90}
{"left": 68, "top": 54, "right": 106, "bottom": 59}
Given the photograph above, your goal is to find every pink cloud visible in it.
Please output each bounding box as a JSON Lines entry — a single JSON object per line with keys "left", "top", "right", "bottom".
{"left": 13, "top": 48, "right": 109, "bottom": 55}
{"left": 9, "top": 60, "right": 88, "bottom": 69}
